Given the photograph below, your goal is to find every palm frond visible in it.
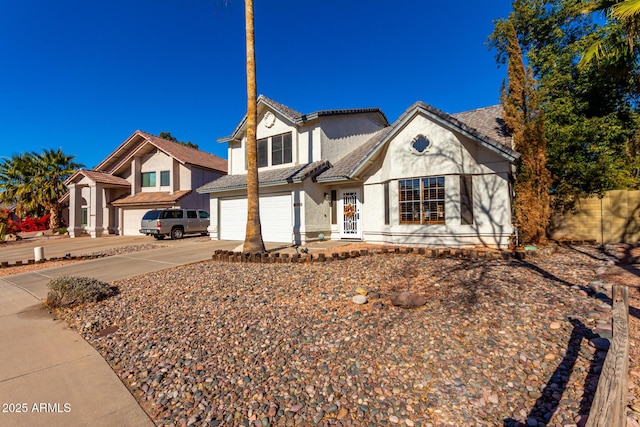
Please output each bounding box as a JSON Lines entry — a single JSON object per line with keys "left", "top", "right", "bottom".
{"left": 579, "top": 39, "right": 607, "bottom": 68}
{"left": 612, "top": 0, "right": 640, "bottom": 19}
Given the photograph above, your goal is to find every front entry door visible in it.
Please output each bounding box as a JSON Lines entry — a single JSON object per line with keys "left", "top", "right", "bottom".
{"left": 340, "top": 188, "right": 362, "bottom": 239}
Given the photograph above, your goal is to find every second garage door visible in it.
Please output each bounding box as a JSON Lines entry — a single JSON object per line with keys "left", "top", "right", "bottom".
{"left": 220, "top": 194, "right": 292, "bottom": 243}
{"left": 122, "top": 208, "right": 149, "bottom": 236}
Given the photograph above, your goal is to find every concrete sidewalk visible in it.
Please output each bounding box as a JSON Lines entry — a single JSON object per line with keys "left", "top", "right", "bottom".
{"left": 0, "top": 238, "right": 242, "bottom": 427}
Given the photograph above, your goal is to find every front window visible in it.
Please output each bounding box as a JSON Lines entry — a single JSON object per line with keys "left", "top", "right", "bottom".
{"left": 399, "top": 177, "right": 445, "bottom": 224}
{"left": 272, "top": 133, "right": 292, "bottom": 165}
{"left": 253, "top": 132, "right": 293, "bottom": 169}
{"left": 81, "top": 208, "right": 88, "bottom": 227}
{"left": 160, "top": 170, "right": 170, "bottom": 186}
{"left": 142, "top": 172, "right": 156, "bottom": 187}
{"left": 257, "top": 138, "right": 268, "bottom": 168}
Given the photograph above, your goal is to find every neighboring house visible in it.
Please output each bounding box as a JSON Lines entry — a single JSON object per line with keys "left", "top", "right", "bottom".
{"left": 64, "top": 131, "right": 227, "bottom": 237}
{"left": 198, "top": 95, "right": 519, "bottom": 248}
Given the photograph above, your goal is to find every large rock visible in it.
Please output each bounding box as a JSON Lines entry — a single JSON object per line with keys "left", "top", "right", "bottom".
{"left": 352, "top": 294, "right": 368, "bottom": 305}
{"left": 390, "top": 291, "right": 426, "bottom": 308}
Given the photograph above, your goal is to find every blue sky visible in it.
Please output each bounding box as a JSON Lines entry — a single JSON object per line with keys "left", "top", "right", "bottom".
{"left": 1, "top": 1, "right": 514, "bottom": 169}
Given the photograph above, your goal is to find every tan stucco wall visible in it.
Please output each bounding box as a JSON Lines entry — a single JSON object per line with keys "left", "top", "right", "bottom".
{"left": 549, "top": 190, "right": 640, "bottom": 243}
{"left": 319, "top": 114, "right": 386, "bottom": 163}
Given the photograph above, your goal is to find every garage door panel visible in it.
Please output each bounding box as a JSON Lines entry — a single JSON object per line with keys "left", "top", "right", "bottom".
{"left": 220, "top": 195, "right": 292, "bottom": 243}
{"left": 123, "top": 209, "right": 148, "bottom": 236}
{"left": 220, "top": 198, "right": 247, "bottom": 241}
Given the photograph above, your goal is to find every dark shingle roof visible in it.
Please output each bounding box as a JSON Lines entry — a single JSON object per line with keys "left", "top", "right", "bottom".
{"left": 197, "top": 160, "right": 330, "bottom": 194}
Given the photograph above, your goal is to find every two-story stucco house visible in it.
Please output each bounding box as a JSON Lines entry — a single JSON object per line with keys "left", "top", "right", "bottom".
{"left": 65, "top": 130, "right": 227, "bottom": 237}
{"left": 197, "top": 96, "right": 520, "bottom": 248}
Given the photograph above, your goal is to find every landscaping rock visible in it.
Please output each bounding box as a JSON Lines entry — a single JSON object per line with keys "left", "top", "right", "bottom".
{"left": 390, "top": 291, "right": 426, "bottom": 308}
{"left": 352, "top": 294, "right": 368, "bottom": 305}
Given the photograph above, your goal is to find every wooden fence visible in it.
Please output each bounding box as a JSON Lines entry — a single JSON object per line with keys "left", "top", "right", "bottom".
{"left": 586, "top": 285, "right": 630, "bottom": 427}
{"left": 550, "top": 190, "right": 640, "bottom": 243}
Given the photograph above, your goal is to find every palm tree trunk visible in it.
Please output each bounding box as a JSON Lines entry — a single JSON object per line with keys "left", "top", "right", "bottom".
{"left": 243, "top": 0, "right": 265, "bottom": 253}
{"left": 48, "top": 204, "right": 61, "bottom": 230}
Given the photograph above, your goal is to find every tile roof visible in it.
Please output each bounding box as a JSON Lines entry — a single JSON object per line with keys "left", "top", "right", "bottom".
{"left": 317, "top": 102, "right": 519, "bottom": 183}
{"left": 392, "top": 102, "right": 518, "bottom": 161}
{"left": 136, "top": 131, "right": 228, "bottom": 173}
{"left": 452, "top": 105, "right": 512, "bottom": 148}
{"left": 259, "top": 95, "right": 303, "bottom": 122}
{"left": 95, "top": 131, "right": 227, "bottom": 174}
{"left": 66, "top": 170, "right": 131, "bottom": 186}
{"left": 197, "top": 160, "right": 330, "bottom": 194}
{"left": 218, "top": 96, "right": 389, "bottom": 142}
{"left": 111, "top": 190, "right": 191, "bottom": 207}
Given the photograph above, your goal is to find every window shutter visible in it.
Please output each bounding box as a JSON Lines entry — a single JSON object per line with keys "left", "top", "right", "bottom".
{"left": 384, "top": 182, "right": 390, "bottom": 225}
{"left": 460, "top": 175, "right": 474, "bottom": 225}
{"left": 331, "top": 190, "right": 337, "bottom": 224}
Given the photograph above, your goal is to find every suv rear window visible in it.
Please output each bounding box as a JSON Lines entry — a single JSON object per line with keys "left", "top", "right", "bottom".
{"left": 161, "top": 210, "right": 183, "bottom": 219}
{"left": 142, "top": 210, "right": 161, "bottom": 220}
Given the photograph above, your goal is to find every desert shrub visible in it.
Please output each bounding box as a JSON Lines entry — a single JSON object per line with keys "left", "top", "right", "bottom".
{"left": 16, "top": 214, "right": 50, "bottom": 232}
{"left": 46, "top": 276, "right": 115, "bottom": 308}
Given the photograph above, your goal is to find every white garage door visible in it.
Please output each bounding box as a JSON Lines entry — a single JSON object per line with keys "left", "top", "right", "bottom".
{"left": 122, "top": 208, "right": 149, "bottom": 236}
{"left": 220, "top": 194, "right": 292, "bottom": 243}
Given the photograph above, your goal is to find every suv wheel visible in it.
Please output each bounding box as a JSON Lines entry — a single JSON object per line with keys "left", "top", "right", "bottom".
{"left": 171, "top": 227, "right": 184, "bottom": 240}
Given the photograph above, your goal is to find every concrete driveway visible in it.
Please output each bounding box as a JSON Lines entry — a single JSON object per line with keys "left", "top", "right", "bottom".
{"left": 0, "top": 236, "right": 242, "bottom": 427}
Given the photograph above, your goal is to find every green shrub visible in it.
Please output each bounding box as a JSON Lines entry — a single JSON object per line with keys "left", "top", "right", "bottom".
{"left": 46, "top": 276, "right": 115, "bottom": 308}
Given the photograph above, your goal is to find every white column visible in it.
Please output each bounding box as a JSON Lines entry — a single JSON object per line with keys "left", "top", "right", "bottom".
{"left": 207, "top": 197, "right": 219, "bottom": 240}
{"left": 68, "top": 183, "right": 81, "bottom": 238}
{"left": 101, "top": 188, "right": 109, "bottom": 235}
{"left": 88, "top": 184, "right": 104, "bottom": 238}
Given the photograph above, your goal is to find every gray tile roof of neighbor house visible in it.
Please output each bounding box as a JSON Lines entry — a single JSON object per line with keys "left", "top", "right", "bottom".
{"left": 197, "top": 160, "right": 330, "bottom": 194}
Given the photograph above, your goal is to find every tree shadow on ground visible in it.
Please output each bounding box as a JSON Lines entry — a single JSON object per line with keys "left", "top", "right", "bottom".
{"left": 514, "top": 250, "right": 640, "bottom": 322}
{"left": 503, "top": 318, "right": 604, "bottom": 426}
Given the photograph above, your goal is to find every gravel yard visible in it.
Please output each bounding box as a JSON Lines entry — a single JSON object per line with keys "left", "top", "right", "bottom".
{"left": 57, "top": 244, "right": 640, "bottom": 427}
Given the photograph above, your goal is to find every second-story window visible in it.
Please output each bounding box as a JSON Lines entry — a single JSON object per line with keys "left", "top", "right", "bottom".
{"left": 253, "top": 132, "right": 293, "bottom": 169}
{"left": 160, "top": 170, "right": 170, "bottom": 186}
{"left": 257, "top": 138, "right": 268, "bottom": 168}
{"left": 141, "top": 172, "right": 156, "bottom": 187}
{"left": 272, "top": 133, "right": 292, "bottom": 165}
